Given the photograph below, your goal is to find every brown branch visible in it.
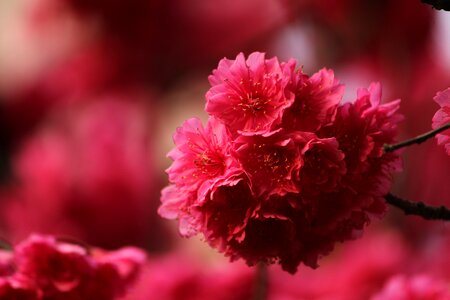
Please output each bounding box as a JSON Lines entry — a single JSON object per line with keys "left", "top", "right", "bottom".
{"left": 385, "top": 193, "right": 450, "bottom": 221}
{"left": 421, "top": 0, "right": 450, "bottom": 11}
{"left": 384, "top": 122, "right": 450, "bottom": 152}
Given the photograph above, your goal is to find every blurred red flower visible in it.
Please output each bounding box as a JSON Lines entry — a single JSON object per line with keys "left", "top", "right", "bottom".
{"left": 432, "top": 88, "right": 450, "bottom": 155}
{"left": 1, "top": 95, "right": 168, "bottom": 250}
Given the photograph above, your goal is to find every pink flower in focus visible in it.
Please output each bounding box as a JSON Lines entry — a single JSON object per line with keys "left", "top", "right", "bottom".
{"left": 159, "top": 185, "right": 201, "bottom": 237}
{"left": 432, "top": 88, "right": 450, "bottom": 155}
{"left": 321, "top": 83, "right": 402, "bottom": 173}
{"left": 206, "top": 52, "right": 294, "bottom": 135}
{"left": 281, "top": 65, "right": 345, "bottom": 132}
{"left": 371, "top": 275, "right": 450, "bottom": 300}
{"left": 235, "top": 132, "right": 304, "bottom": 197}
{"left": 161, "top": 53, "right": 402, "bottom": 273}
{"left": 316, "top": 83, "right": 402, "bottom": 227}
{"left": 198, "top": 175, "right": 258, "bottom": 253}
{"left": 299, "top": 136, "right": 346, "bottom": 195}
{"left": 166, "top": 117, "right": 239, "bottom": 192}
{"left": 161, "top": 116, "right": 245, "bottom": 238}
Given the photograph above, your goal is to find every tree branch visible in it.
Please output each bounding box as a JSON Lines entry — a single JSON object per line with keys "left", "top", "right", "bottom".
{"left": 385, "top": 193, "right": 450, "bottom": 221}
{"left": 421, "top": 0, "right": 450, "bottom": 11}
{"left": 384, "top": 122, "right": 450, "bottom": 152}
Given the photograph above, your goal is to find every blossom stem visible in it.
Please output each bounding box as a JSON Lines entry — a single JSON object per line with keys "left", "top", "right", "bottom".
{"left": 385, "top": 193, "right": 450, "bottom": 221}
{"left": 252, "top": 263, "right": 268, "bottom": 300}
{"left": 384, "top": 122, "right": 450, "bottom": 152}
{"left": 421, "top": 0, "right": 450, "bottom": 11}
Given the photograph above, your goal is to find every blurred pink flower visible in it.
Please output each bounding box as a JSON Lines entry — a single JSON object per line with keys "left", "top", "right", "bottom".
{"left": 432, "top": 88, "right": 450, "bottom": 155}
{"left": 0, "top": 278, "right": 39, "bottom": 300}
{"left": 1, "top": 95, "right": 167, "bottom": 250}
{"left": 1, "top": 234, "right": 145, "bottom": 300}
{"left": 16, "top": 235, "right": 95, "bottom": 295}
{"left": 0, "top": 250, "right": 14, "bottom": 277}
{"left": 303, "top": 0, "right": 434, "bottom": 66}
{"left": 169, "top": 0, "right": 292, "bottom": 66}
{"left": 29, "top": 0, "right": 292, "bottom": 85}
{"left": 119, "top": 254, "right": 255, "bottom": 300}
{"left": 0, "top": 41, "right": 128, "bottom": 146}
{"left": 119, "top": 228, "right": 412, "bottom": 300}
{"left": 371, "top": 275, "right": 450, "bottom": 300}
{"left": 268, "top": 228, "right": 411, "bottom": 300}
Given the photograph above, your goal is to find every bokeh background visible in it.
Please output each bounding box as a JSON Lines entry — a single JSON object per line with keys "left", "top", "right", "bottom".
{"left": 0, "top": 0, "right": 449, "bottom": 299}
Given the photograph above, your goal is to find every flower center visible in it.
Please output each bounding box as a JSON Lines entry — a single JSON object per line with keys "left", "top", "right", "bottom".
{"left": 193, "top": 151, "right": 225, "bottom": 178}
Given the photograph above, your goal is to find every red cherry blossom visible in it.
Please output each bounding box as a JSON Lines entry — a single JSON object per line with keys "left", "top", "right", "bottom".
{"left": 317, "top": 83, "right": 402, "bottom": 226}
{"left": 159, "top": 185, "right": 202, "bottom": 237}
{"left": 282, "top": 64, "right": 344, "bottom": 132}
{"left": 198, "top": 175, "right": 258, "bottom": 253}
{"left": 160, "top": 53, "right": 402, "bottom": 274}
{"left": 166, "top": 117, "right": 240, "bottom": 193}
{"left": 234, "top": 132, "right": 304, "bottom": 197}
{"left": 206, "top": 52, "right": 294, "bottom": 135}
{"left": 432, "top": 88, "right": 450, "bottom": 155}
{"left": 299, "top": 136, "right": 346, "bottom": 195}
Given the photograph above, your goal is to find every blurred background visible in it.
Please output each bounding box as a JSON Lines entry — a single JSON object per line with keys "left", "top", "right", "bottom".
{"left": 0, "top": 0, "right": 449, "bottom": 299}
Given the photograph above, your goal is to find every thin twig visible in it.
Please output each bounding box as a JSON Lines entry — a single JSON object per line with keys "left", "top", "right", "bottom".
{"left": 385, "top": 193, "right": 450, "bottom": 221}
{"left": 252, "top": 263, "right": 268, "bottom": 300}
{"left": 421, "top": 0, "right": 450, "bottom": 11}
{"left": 384, "top": 122, "right": 450, "bottom": 152}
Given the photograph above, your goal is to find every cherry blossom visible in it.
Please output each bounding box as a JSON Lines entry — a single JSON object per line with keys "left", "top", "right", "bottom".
{"left": 432, "top": 88, "right": 450, "bottom": 155}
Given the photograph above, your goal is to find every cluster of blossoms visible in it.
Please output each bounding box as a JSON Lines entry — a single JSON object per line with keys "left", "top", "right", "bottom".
{"left": 432, "top": 88, "right": 450, "bottom": 155}
{"left": 160, "top": 52, "right": 402, "bottom": 273}
{"left": 0, "top": 234, "right": 145, "bottom": 299}
{"left": 1, "top": 97, "right": 165, "bottom": 250}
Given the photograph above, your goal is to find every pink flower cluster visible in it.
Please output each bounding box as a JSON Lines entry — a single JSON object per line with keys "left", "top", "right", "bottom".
{"left": 160, "top": 52, "right": 402, "bottom": 273}
{"left": 1, "top": 97, "right": 165, "bottom": 250}
{"left": 432, "top": 88, "right": 450, "bottom": 155}
{"left": 0, "top": 234, "right": 145, "bottom": 299}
